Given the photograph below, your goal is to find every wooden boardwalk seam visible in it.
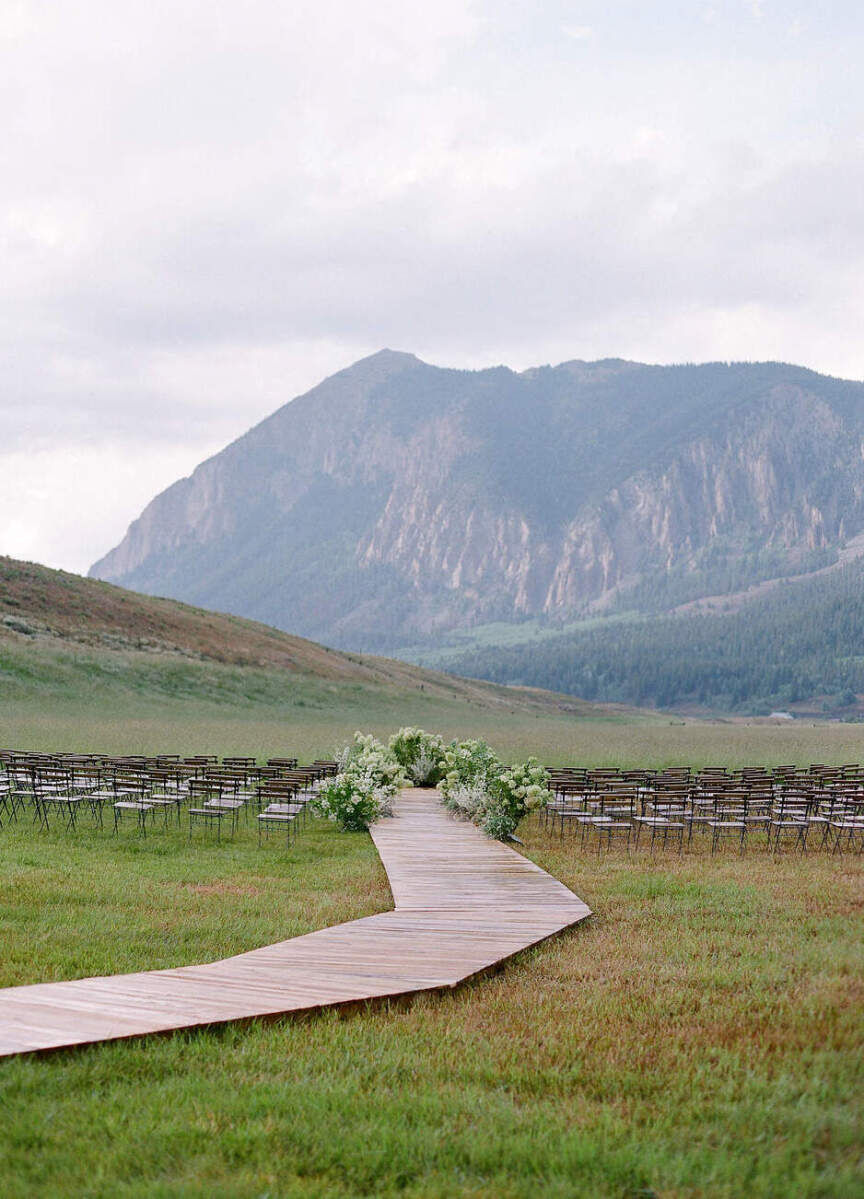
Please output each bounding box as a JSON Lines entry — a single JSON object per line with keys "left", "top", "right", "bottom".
{"left": 0, "top": 789, "right": 591, "bottom": 1057}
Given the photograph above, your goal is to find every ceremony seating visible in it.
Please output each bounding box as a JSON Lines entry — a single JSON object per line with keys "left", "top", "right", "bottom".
{"left": 542, "top": 762, "right": 864, "bottom": 855}
{"left": 0, "top": 748, "right": 322, "bottom": 849}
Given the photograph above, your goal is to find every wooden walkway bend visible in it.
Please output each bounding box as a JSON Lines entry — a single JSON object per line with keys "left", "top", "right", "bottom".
{"left": 0, "top": 789, "right": 590, "bottom": 1057}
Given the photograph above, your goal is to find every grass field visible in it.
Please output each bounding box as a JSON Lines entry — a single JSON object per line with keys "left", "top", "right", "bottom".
{"left": 5, "top": 553, "right": 864, "bottom": 769}
{"left": 0, "top": 627, "right": 642, "bottom": 763}
{"left": 2, "top": 560, "right": 863, "bottom": 1195}
{"left": 0, "top": 814, "right": 390, "bottom": 988}
{"left": 5, "top": 682, "right": 864, "bottom": 769}
{"left": 0, "top": 802, "right": 861, "bottom": 1197}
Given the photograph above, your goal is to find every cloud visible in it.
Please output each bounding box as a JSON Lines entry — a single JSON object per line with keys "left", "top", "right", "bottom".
{"left": 1, "top": 0, "right": 862, "bottom": 572}
{"left": 0, "top": 442, "right": 219, "bottom": 573}
{"left": 562, "top": 24, "right": 593, "bottom": 40}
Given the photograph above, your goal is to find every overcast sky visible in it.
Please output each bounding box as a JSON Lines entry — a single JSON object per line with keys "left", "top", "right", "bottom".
{"left": 2, "top": 0, "right": 862, "bottom": 573}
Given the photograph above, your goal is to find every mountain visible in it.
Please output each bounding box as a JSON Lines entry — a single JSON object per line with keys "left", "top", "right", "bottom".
{"left": 90, "top": 349, "right": 864, "bottom": 653}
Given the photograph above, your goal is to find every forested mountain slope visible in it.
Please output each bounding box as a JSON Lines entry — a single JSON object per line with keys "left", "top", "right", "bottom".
{"left": 441, "top": 560, "right": 864, "bottom": 715}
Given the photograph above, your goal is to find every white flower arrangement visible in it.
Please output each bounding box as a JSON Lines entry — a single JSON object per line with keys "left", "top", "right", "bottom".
{"left": 315, "top": 728, "right": 550, "bottom": 840}
{"left": 312, "top": 733, "right": 405, "bottom": 831}
{"left": 439, "top": 738, "right": 550, "bottom": 840}
{"left": 388, "top": 727, "right": 446, "bottom": 785}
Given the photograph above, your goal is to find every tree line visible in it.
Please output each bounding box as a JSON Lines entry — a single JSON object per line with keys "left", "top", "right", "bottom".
{"left": 446, "top": 562, "right": 864, "bottom": 713}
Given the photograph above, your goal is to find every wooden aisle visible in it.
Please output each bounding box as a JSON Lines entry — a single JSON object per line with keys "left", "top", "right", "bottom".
{"left": 0, "top": 789, "right": 590, "bottom": 1057}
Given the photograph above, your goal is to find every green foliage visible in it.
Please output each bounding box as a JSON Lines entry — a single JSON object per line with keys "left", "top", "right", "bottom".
{"left": 388, "top": 726, "right": 446, "bottom": 785}
{"left": 440, "top": 738, "right": 550, "bottom": 839}
{"left": 440, "top": 738, "right": 499, "bottom": 794}
{"left": 318, "top": 728, "right": 548, "bottom": 839}
{"left": 446, "top": 560, "right": 864, "bottom": 713}
{"left": 312, "top": 772, "right": 389, "bottom": 832}
{"left": 484, "top": 759, "right": 551, "bottom": 839}
{"left": 312, "top": 733, "right": 405, "bottom": 831}
{"left": 607, "top": 540, "right": 838, "bottom": 615}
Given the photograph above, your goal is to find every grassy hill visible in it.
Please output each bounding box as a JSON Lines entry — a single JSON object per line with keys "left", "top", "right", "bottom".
{"left": 8, "top": 556, "right": 864, "bottom": 766}
{"left": 0, "top": 556, "right": 631, "bottom": 761}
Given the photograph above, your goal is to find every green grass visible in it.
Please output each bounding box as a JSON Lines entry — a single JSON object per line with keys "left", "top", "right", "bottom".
{"left": 0, "top": 634, "right": 639, "bottom": 763}
{"left": 7, "top": 684, "right": 864, "bottom": 771}
{"left": 0, "top": 815, "right": 390, "bottom": 987}
{"left": 9, "top": 623, "right": 864, "bottom": 771}
{"left": 0, "top": 803, "right": 861, "bottom": 1197}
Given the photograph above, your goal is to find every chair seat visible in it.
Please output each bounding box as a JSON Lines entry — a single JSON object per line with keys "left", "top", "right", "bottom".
{"left": 114, "top": 801, "right": 152, "bottom": 811}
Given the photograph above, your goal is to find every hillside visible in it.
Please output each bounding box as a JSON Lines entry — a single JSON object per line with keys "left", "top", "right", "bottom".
{"left": 90, "top": 350, "right": 864, "bottom": 650}
{"left": 10, "top": 556, "right": 864, "bottom": 770}
{"left": 0, "top": 557, "right": 618, "bottom": 755}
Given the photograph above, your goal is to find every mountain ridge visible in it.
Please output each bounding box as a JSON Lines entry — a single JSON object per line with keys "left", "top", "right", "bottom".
{"left": 90, "top": 351, "right": 864, "bottom": 651}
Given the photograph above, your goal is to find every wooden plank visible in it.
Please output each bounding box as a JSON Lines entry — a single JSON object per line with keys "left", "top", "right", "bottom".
{"left": 0, "top": 788, "right": 590, "bottom": 1056}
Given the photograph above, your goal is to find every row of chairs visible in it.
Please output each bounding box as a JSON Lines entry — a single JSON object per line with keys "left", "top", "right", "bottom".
{"left": 0, "top": 750, "right": 338, "bottom": 845}
{"left": 543, "top": 764, "right": 864, "bottom": 854}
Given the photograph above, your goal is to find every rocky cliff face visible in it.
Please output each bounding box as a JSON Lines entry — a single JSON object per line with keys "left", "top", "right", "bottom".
{"left": 90, "top": 351, "right": 864, "bottom": 647}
